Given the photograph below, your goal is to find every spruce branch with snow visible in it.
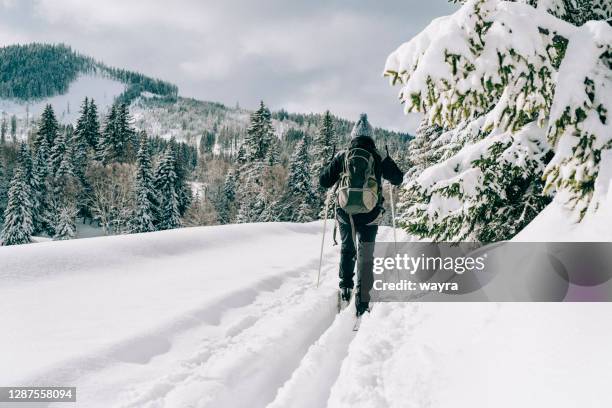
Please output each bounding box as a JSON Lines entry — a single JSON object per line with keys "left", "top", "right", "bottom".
{"left": 385, "top": 0, "right": 611, "bottom": 241}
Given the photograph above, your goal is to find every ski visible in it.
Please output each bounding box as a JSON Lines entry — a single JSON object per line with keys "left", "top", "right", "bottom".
{"left": 337, "top": 289, "right": 352, "bottom": 313}
{"left": 352, "top": 316, "right": 362, "bottom": 331}
{"left": 352, "top": 304, "right": 373, "bottom": 332}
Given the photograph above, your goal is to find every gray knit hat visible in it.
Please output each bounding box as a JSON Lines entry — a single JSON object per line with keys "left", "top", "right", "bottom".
{"left": 351, "top": 113, "right": 374, "bottom": 139}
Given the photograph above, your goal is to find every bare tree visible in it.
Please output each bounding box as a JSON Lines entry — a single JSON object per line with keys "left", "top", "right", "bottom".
{"left": 86, "top": 163, "right": 134, "bottom": 235}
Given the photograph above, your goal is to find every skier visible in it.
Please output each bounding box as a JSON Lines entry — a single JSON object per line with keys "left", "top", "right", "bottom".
{"left": 319, "top": 113, "right": 404, "bottom": 316}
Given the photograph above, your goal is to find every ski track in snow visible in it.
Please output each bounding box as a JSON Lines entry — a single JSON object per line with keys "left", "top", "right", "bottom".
{"left": 2, "top": 222, "right": 395, "bottom": 408}
{"left": 111, "top": 230, "right": 399, "bottom": 407}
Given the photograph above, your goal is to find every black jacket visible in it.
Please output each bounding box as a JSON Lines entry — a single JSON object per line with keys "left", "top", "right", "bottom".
{"left": 319, "top": 136, "right": 404, "bottom": 225}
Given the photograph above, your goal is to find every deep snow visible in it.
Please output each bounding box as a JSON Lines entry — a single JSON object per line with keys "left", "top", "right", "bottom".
{"left": 2, "top": 222, "right": 612, "bottom": 407}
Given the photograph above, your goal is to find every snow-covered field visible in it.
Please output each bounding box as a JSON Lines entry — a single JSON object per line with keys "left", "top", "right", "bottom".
{"left": 2, "top": 222, "right": 612, "bottom": 407}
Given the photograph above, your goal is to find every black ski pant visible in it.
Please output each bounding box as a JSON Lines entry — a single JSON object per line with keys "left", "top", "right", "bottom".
{"left": 338, "top": 218, "right": 377, "bottom": 305}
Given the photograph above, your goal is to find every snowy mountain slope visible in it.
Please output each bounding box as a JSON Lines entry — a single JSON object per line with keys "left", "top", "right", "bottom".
{"left": 3, "top": 222, "right": 612, "bottom": 407}
{"left": 0, "top": 73, "right": 125, "bottom": 125}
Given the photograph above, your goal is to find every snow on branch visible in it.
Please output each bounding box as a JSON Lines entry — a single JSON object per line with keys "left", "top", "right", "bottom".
{"left": 385, "top": 0, "right": 612, "bottom": 240}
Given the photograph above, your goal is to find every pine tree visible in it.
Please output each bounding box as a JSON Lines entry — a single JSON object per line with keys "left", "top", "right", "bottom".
{"left": 311, "top": 110, "right": 337, "bottom": 217}
{"left": 170, "top": 137, "right": 192, "bottom": 216}
{"left": 265, "top": 135, "right": 280, "bottom": 166}
{"left": 73, "top": 98, "right": 91, "bottom": 180}
{"left": 404, "top": 119, "right": 445, "bottom": 181}
{"left": 116, "top": 103, "right": 137, "bottom": 162}
{"left": 1, "top": 164, "right": 33, "bottom": 246}
{"left": 31, "top": 137, "right": 51, "bottom": 234}
{"left": 232, "top": 101, "right": 278, "bottom": 224}
{"left": 154, "top": 146, "right": 181, "bottom": 230}
{"left": 0, "top": 115, "right": 6, "bottom": 145}
{"left": 98, "top": 105, "right": 117, "bottom": 164}
{"left": 0, "top": 159, "right": 7, "bottom": 217}
{"left": 17, "top": 142, "right": 33, "bottom": 182}
{"left": 245, "top": 101, "right": 275, "bottom": 162}
{"left": 85, "top": 99, "right": 101, "bottom": 149}
{"left": 384, "top": 0, "right": 605, "bottom": 241}
{"left": 99, "top": 103, "right": 136, "bottom": 164}
{"left": 199, "top": 130, "right": 215, "bottom": 155}
{"left": 50, "top": 127, "right": 71, "bottom": 177}
{"left": 283, "top": 137, "right": 315, "bottom": 221}
{"left": 215, "top": 168, "right": 238, "bottom": 224}
{"left": 53, "top": 204, "right": 77, "bottom": 240}
{"left": 56, "top": 140, "right": 76, "bottom": 181}
{"left": 131, "top": 134, "right": 157, "bottom": 233}
{"left": 10, "top": 115, "right": 17, "bottom": 141}
{"left": 235, "top": 161, "right": 266, "bottom": 223}
{"left": 36, "top": 104, "right": 59, "bottom": 149}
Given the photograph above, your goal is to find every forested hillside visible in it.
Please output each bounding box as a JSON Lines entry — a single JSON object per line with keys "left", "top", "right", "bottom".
{"left": 0, "top": 43, "right": 412, "bottom": 245}
{"left": 0, "top": 43, "right": 177, "bottom": 103}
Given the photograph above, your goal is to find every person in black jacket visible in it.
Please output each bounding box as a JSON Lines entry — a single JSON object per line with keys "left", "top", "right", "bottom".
{"left": 319, "top": 114, "right": 404, "bottom": 316}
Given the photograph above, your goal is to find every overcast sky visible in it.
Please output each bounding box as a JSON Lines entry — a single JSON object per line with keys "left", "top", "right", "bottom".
{"left": 0, "top": 0, "right": 457, "bottom": 132}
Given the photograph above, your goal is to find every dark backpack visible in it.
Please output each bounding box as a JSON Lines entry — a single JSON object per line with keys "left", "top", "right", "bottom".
{"left": 337, "top": 147, "right": 379, "bottom": 214}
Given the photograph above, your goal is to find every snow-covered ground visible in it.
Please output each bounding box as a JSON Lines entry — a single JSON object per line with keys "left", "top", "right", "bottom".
{"left": 0, "top": 73, "right": 125, "bottom": 125}
{"left": 2, "top": 222, "right": 611, "bottom": 407}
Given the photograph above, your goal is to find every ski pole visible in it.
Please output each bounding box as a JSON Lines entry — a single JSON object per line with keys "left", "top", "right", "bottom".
{"left": 389, "top": 183, "right": 398, "bottom": 252}
{"left": 385, "top": 145, "right": 398, "bottom": 252}
{"left": 316, "top": 190, "right": 331, "bottom": 288}
{"left": 316, "top": 145, "right": 337, "bottom": 288}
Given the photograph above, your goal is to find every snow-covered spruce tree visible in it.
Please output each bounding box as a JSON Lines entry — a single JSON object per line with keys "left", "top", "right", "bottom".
{"left": 49, "top": 133, "right": 79, "bottom": 238}
{"left": 0, "top": 116, "right": 6, "bottom": 145}
{"left": 311, "top": 110, "right": 337, "bottom": 217}
{"left": 17, "top": 143, "right": 33, "bottom": 183}
{"left": 0, "top": 159, "right": 7, "bottom": 218}
{"left": 85, "top": 99, "right": 101, "bottom": 150}
{"left": 1, "top": 164, "right": 33, "bottom": 246}
{"left": 99, "top": 103, "right": 136, "bottom": 164}
{"left": 235, "top": 161, "right": 267, "bottom": 223}
{"left": 245, "top": 101, "right": 275, "bottom": 162}
{"left": 35, "top": 104, "right": 59, "bottom": 151}
{"left": 73, "top": 98, "right": 92, "bottom": 181}
{"left": 233, "top": 101, "right": 280, "bottom": 223}
{"left": 131, "top": 134, "right": 157, "bottom": 233}
{"left": 31, "top": 135, "right": 51, "bottom": 234}
{"left": 116, "top": 103, "right": 137, "bottom": 162}
{"left": 154, "top": 146, "right": 181, "bottom": 230}
{"left": 265, "top": 135, "right": 281, "bottom": 166}
{"left": 10, "top": 115, "right": 16, "bottom": 142}
{"left": 384, "top": 0, "right": 611, "bottom": 241}
{"left": 53, "top": 204, "right": 77, "bottom": 240}
{"left": 169, "top": 137, "right": 193, "bottom": 216}
{"left": 404, "top": 119, "right": 445, "bottom": 181}
{"left": 50, "top": 126, "right": 71, "bottom": 178}
{"left": 216, "top": 168, "right": 238, "bottom": 224}
{"left": 280, "top": 137, "right": 316, "bottom": 221}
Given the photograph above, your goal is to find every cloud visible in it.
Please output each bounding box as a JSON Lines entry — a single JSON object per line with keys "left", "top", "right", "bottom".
{"left": 2, "top": 0, "right": 458, "bottom": 131}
